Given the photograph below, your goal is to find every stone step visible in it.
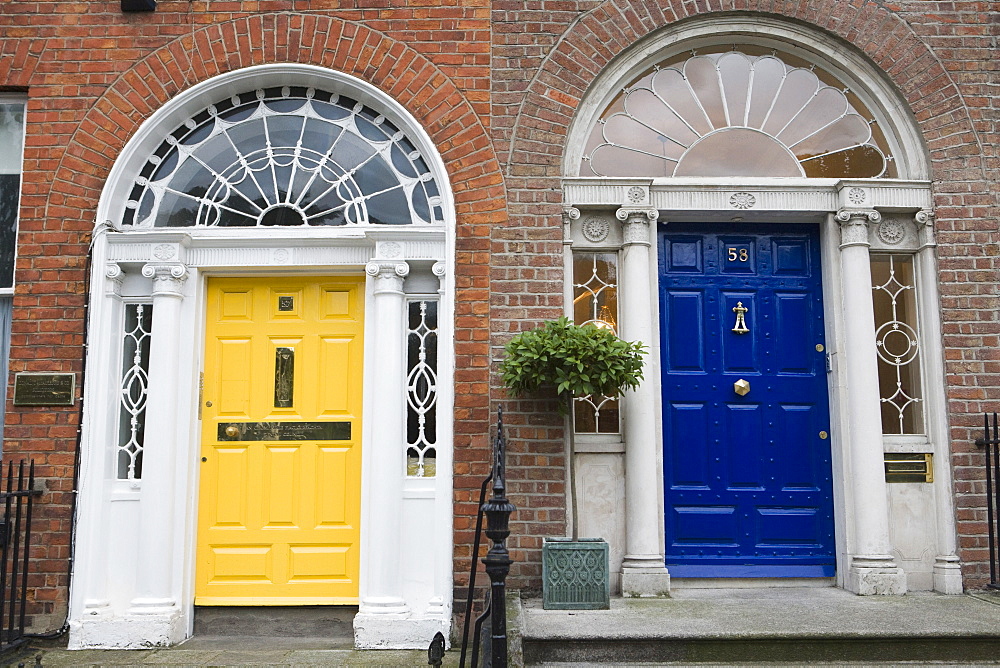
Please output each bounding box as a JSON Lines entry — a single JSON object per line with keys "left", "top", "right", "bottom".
{"left": 522, "top": 635, "right": 1000, "bottom": 665}
{"left": 514, "top": 589, "right": 1000, "bottom": 666}
{"left": 193, "top": 606, "right": 358, "bottom": 639}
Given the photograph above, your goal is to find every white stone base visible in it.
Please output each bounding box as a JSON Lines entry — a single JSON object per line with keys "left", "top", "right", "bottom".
{"left": 933, "top": 556, "right": 964, "bottom": 595}
{"left": 845, "top": 556, "right": 907, "bottom": 596}
{"left": 68, "top": 608, "right": 184, "bottom": 649}
{"left": 353, "top": 613, "right": 450, "bottom": 650}
{"left": 621, "top": 566, "right": 671, "bottom": 598}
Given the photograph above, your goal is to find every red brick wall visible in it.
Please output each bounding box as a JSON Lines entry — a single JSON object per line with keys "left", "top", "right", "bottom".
{"left": 491, "top": 0, "right": 1000, "bottom": 590}
{"left": 1, "top": 4, "right": 501, "bottom": 630}
{"left": 1, "top": 0, "right": 998, "bottom": 633}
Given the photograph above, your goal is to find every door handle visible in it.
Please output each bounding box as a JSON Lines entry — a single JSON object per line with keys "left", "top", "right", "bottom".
{"left": 734, "top": 379, "right": 750, "bottom": 396}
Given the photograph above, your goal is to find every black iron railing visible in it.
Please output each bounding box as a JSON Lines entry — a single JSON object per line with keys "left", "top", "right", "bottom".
{"left": 975, "top": 413, "right": 1000, "bottom": 589}
{"left": 454, "top": 407, "right": 515, "bottom": 668}
{"left": 0, "top": 460, "right": 42, "bottom": 654}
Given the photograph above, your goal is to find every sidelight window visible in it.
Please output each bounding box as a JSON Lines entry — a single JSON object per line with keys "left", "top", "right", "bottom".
{"left": 572, "top": 252, "right": 620, "bottom": 434}
{"left": 116, "top": 303, "right": 153, "bottom": 481}
{"left": 871, "top": 254, "right": 923, "bottom": 435}
{"left": 406, "top": 299, "right": 438, "bottom": 477}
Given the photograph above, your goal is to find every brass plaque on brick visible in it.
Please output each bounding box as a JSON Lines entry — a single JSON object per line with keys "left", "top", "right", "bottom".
{"left": 13, "top": 373, "right": 76, "bottom": 406}
{"left": 217, "top": 421, "right": 351, "bottom": 441}
{"left": 884, "top": 453, "right": 933, "bottom": 483}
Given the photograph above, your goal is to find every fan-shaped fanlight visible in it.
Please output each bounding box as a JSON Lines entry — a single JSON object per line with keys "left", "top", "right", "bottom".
{"left": 582, "top": 51, "right": 893, "bottom": 179}
{"left": 123, "top": 86, "right": 444, "bottom": 228}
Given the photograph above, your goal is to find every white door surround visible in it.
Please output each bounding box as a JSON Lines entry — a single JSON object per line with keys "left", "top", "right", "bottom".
{"left": 563, "top": 178, "right": 961, "bottom": 597}
{"left": 68, "top": 65, "right": 457, "bottom": 650}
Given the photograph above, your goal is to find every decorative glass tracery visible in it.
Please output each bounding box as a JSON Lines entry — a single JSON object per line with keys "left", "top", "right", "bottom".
{"left": 123, "top": 86, "right": 443, "bottom": 228}
{"left": 871, "top": 254, "right": 923, "bottom": 435}
{"left": 406, "top": 300, "right": 438, "bottom": 477}
{"left": 582, "top": 49, "right": 894, "bottom": 179}
{"left": 117, "top": 303, "right": 152, "bottom": 481}
{"left": 572, "top": 252, "right": 620, "bottom": 434}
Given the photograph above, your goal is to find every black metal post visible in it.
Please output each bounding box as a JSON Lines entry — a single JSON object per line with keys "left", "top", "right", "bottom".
{"left": 480, "top": 407, "right": 515, "bottom": 668}
{"left": 976, "top": 412, "right": 1000, "bottom": 589}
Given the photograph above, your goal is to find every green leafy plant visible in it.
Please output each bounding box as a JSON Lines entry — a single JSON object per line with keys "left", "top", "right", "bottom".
{"left": 500, "top": 317, "right": 646, "bottom": 403}
{"left": 499, "top": 317, "right": 647, "bottom": 539}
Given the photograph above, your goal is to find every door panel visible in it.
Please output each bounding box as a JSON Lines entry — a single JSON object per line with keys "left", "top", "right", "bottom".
{"left": 659, "top": 223, "right": 834, "bottom": 577}
{"left": 197, "top": 277, "right": 364, "bottom": 604}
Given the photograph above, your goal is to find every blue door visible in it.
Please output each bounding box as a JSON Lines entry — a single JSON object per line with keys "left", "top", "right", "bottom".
{"left": 659, "top": 223, "right": 835, "bottom": 577}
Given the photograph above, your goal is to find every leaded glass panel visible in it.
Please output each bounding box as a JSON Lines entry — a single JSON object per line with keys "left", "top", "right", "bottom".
{"left": 406, "top": 299, "right": 438, "bottom": 477}
{"left": 123, "top": 87, "right": 443, "bottom": 228}
{"left": 572, "top": 252, "right": 620, "bottom": 434}
{"left": 582, "top": 48, "right": 894, "bottom": 179}
{"left": 117, "top": 303, "right": 153, "bottom": 481}
{"left": 871, "top": 254, "right": 923, "bottom": 435}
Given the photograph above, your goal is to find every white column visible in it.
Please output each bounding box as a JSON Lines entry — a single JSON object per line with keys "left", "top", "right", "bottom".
{"left": 357, "top": 260, "right": 410, "bottom": 620}
{"left": 913, "top": 209, "right": 963, "bottom": 594}
{"left": 835, "top": 209, "right": 907, "bottom": 595}
{"left": 616, "top": 207, "right": 670, "bottom": 597}
{"left": 127, "top": 263, "right": 187, "bottom": 636}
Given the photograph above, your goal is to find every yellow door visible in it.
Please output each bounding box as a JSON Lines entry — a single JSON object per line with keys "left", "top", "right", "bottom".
{"left": 196, "top": 277, "right": 364, "bottom": 605}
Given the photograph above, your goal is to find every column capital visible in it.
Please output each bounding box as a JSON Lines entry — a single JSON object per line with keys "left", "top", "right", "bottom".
{"left": 835, "top": 208, "right": 880, "bottom": 249}
{"left": 141, "top": 263, "right": 188, "bottom": 296}
{"left": 366, "top": 260, "right": 409, "bottom": 294}
{"left": 562, "top": 206, "right": 581, "bottom": 223}
{"left": 105, "top": 263, "right": 124, "bottom": 297}
{"left": 915, "top": 208, "right": 936, "bottom": 249}
{"left": 617, "top": 207, "right": 657, "bottom": 246}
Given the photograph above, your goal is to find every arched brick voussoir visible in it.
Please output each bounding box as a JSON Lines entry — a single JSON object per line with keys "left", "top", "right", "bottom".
{"left": 46, "top": 13, "right": 505, "bottom": 226}
{"left": 1, "top": 39, "right": 44, "bottom": 89}
{"left": 507, "top": 0, "right": 982, "bottom": 179}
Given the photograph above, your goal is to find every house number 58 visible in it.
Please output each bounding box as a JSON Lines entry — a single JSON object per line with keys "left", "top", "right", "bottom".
{"left": 728, "top": 247, "right": 749, "bottom": 262}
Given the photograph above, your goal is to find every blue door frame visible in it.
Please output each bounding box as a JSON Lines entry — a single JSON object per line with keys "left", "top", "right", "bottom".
{"left": 659, "top": 222, "right": 835, "bottom": 578}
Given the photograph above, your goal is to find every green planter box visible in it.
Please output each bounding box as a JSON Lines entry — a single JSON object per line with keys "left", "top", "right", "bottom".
{"left": 542, "top": 537, "right": 610, "bottom": 610}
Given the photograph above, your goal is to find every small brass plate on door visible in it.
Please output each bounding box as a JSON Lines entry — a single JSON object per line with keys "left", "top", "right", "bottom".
{"left": 734, "top": 379, "right": 750, "bottom": 396}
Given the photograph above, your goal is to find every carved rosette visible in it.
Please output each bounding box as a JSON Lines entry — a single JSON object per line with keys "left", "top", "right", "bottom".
{"left": 366, "top": 261, "right": 410, "bottom": 294}
{"left": 616, "top": 207, "right": 657, "bottom": 246}
{"left": 835, "top": 209, "right": 881, "bottom": 248}
{"left": 141, "top": 263, "right": 189, "bottom": 296}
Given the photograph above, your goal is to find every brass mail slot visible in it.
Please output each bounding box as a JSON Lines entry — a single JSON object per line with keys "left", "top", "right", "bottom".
{"left": 218, "top": 421, "right": 351, "bottom": 442}
{"left": 884, "top": 453, "right": 933, "bottom": 483}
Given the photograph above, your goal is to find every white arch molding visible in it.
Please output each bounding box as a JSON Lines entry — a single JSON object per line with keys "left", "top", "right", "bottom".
{"left": 560, "top": 16, "right": 960, "bottom": 598}
{"left": 70, "top": 64, "right": 456, "bottom": 649}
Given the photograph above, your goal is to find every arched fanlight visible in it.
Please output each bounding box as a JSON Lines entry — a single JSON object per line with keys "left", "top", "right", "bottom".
{"left": 123, "top": 86, "right": 444, "bottom": 228}
{"left": 581, "top": 50, "right": 894, "bottom": 179}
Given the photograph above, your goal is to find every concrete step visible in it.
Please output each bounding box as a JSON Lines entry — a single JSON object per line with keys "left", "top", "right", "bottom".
{"left": 515, "top": 589, "right": 1000, "bottom": 665}
{"left": 193, "top": 605, "right": 358, "bottom": 640}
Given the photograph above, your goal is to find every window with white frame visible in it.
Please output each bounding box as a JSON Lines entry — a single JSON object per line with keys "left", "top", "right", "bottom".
{"left": 0, "top": 96, "right": 26, "bottom": 450}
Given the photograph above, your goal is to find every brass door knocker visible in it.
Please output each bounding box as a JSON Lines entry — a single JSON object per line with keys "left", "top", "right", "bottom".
{"left": 732, "top": 301, "right": 750, "bottom": 334}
